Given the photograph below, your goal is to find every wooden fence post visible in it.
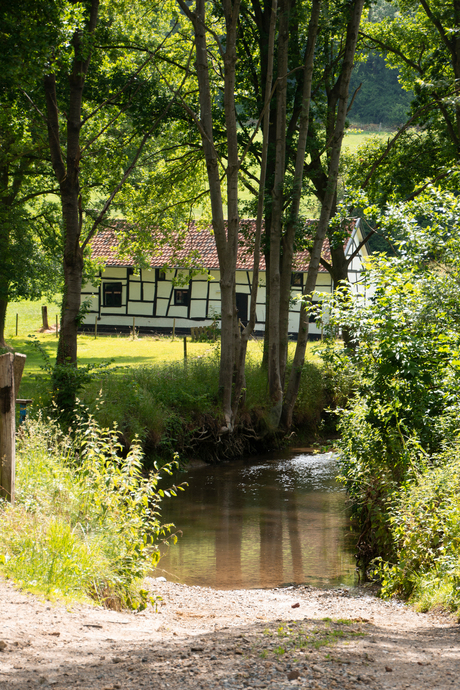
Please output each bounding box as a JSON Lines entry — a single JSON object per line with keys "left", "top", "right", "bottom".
{"left": 0, "top": 352, "right": 26, "bottom": 503}
{"left": 41, "top": 306, "right": 49, "bottom": 330}
{"left": 183, "top": 336, "right": 187, "bottom": 363}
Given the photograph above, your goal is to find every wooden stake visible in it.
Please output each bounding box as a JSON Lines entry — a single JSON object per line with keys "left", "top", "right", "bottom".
{"left": 132, "top": 316, "right": 135, "bottom": 340}
{"left": 183, "top": 336, "right": 187, "bottom": 362}
{"left": 95, "top": 316, "right": 98, "bottom": 339}
{"left": 55, "top": 314, "right": 59, "bottom": 337}
{"left": 41, "top": 306, "right": 49, "bottom": 330}
{"left": 15, "top": 314, "right": 18, "bottom": 336}
{"left": 0, "top": 352, "right": 25, "bottom": 503}
{"left": 173, "top": 318, "right": 176, "bottom": 341}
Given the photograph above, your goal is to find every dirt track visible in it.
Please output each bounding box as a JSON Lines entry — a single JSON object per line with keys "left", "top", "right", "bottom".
{"left": 1, "top": 577, "right": 459, "bottom": 689}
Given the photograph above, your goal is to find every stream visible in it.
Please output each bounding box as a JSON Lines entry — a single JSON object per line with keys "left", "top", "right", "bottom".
{"left": 156, "top": 450, "right": 356, "bottom": 589}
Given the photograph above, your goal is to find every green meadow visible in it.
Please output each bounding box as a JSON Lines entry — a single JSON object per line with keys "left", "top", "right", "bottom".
{"left": 4, "top": 299, "right": 221, "bottom": 399}
{"left": 342, "top": 128, "right": 392, "bottom": 152}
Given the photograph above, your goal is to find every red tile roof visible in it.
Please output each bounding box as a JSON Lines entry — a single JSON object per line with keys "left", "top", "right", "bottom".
{"left": 89, "top": 220, "right": 348, "bottom": 273}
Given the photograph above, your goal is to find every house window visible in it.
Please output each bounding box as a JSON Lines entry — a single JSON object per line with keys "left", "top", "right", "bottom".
{"left": 174, "top": 289, "right": 189, "bottom": 307}
{"left": 156, "top": 268, "right": 166, "bottom": 281}
{"left": 291, "top": 272, "right": 302, "bottom": 287}
{"left": 236, "top": 293, "right": 248, "bottom": 323}
{"left": 103, "top": 282, "right": 123, "bottom": 308}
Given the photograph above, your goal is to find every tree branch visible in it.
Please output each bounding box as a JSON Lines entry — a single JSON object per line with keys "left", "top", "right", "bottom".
{"left": 19, "top": 89, "right": 46, "bottom": 121}
{"left": 347, "top": 83, "right": 362, "bottom": 113}
{"left": 359, "top": 31, "right": 422, "bottom": 72}
{"left": 43, "top": 74, "right": 66, "bottom": 184}
{"left": 82, "top": 53, "right": 193, "bottom": 250}
{"left": 346, "top": 228, "right": 375, "bottom": 266}
{"left": 361, "top": 98, "right": 444, "bottom": 189}
{"left": 404, "top": 169, "right": 454, "bottom": 201}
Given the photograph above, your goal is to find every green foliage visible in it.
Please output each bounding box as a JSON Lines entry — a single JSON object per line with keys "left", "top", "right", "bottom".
{"left": 0, "top": 414, "right": 182, "bottom": 609}
{"left": 342, "top": 129, "right": 454, "bottom": 209}
{"left": 288, "top": 360, "right": 325, "bottom": 430}
{"left": 319, "top": 188, "right": 460, "bottom": 575}
{"left": 30, "top": 337, "right": 113, "bottom": 416}
{"left": 378, "top": 444, "right": 460, "bottom": 614}
{"left": 358, "top": 0, "right": 460, "bottom": 195}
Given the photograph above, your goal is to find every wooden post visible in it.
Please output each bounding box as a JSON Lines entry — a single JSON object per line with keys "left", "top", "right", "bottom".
{"left": 94, "top": 316, "right": 98, "bottom": 339}
{"left": 183, "top": 336, "right": 187, "bottom": 362}
{"left": 13, "top": 354, "right": 26, "bottom": 397}
{"left": 132, "top": 316, "right": 135, "bottom": 340}
{"left": 55, "top": 314, "right": 59, "bottom": 337}
{"left": 0, "top": 352, "right": 25, "bottom": 503}
{"left": 172, "top": 318, "right": 176, "bottom": 341}
{"left": 15, "top": 314, "right": 18, "bottom": 336}
{"left": 41, "top": 306, "right": 49, "bottom": 330}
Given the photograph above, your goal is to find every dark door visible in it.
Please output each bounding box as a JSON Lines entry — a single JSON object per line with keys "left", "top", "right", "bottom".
{"left": 235, "top": 292, "right": 248, "bottom": 324}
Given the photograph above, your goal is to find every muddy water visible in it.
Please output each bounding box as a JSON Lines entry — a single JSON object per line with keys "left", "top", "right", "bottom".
{"left": 156, "top": 451, "right": 356, "bottom": 589}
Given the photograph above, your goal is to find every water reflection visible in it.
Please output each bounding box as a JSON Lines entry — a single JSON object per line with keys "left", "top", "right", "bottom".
{"left": 156, "top": 451, "right": 356, "bottom": 589}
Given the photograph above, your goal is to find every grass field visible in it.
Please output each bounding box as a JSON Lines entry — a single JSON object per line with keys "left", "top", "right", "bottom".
{"left": 4, "top": 299, "right": 224, "bottom": 399}
{"left": 343, "top": 129, "right": 392, "bottom": 153}
{"left": 4, "top": 299, "right": 319, "bottom": 402}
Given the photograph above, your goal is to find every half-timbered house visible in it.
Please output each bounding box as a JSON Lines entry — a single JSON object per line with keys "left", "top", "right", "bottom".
{"left": 81, "top": 220, "right": 368, "bottom": 338}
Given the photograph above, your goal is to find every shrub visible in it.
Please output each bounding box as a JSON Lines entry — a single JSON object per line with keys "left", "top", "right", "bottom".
{"left": 323, "top": 190, "right": 460, "bottom": 576}
{"left": 0, "top": 415, "right": 183, "bottom": 609}
{"left": 378, "top": 442, "right": 460, "bottom": 614}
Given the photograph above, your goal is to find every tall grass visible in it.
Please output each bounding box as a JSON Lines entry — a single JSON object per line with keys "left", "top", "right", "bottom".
{"left": 378, "top": 442, "right": 460, "bottom": 616}
{"left": 79, "top": 351, "right": 327, "bottom": 461}
{"left": 0, "top": 415, "right": 182, "bottom": 608}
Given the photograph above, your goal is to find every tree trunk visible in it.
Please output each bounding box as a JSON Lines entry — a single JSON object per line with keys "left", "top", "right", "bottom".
{"left": 267, "top": 0, "right": 290, "bottom": 422}
{"left": 328, "top": 241, "right": 354, "bottom": 347}
{"left": 0, "top": 172, "right": 11, "bottom": 349}
{"left": 180, "top": 0, "right": 241, "bottom": 429}
{"left": 282, "top": 0, "right": 365, "bottom": 427}
{"left": 44, "top": 1, "right": 100, "bottom": 368}
{"left": 278, "top": 0, "right": 321, "bottom": 388}
{"left": 233, "top": 0, "right": 278, "bottom": 417}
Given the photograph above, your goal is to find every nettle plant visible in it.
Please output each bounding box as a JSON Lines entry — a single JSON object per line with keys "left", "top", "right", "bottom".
{"left": 315, "top": 188, "right": 460, "bottom": 572}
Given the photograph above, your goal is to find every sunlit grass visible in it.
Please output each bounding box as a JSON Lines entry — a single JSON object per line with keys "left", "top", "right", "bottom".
{"left": 343, "top": 129, "right": 393, "bottom": 153}
{"left": 5, "top": 299, "right": 321, "bottom": 401}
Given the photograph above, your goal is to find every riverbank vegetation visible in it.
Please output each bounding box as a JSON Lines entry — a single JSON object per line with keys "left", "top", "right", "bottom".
{"left": 323, "top": 189, "right": 460, "bottom": 615}
{"left": 0, "top": 414, "right": 181, "bottom": 609}
{"left": 5, "top": 307, "right": 329, "bottom": 462}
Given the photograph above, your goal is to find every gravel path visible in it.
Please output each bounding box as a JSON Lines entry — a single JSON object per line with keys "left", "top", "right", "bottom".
{"left": 1, "top": 577, "right": 459, "bottom": 690}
